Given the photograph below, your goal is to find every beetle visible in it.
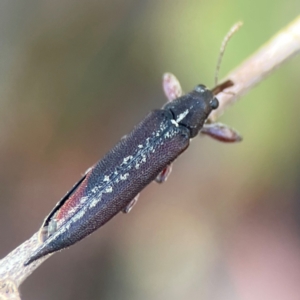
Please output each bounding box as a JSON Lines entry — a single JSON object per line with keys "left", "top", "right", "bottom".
{"left": 24, "top": 73, "right": 240, "bottom": 266}
{"left": 24, "top": 21, "right": 244, "bottom": 266}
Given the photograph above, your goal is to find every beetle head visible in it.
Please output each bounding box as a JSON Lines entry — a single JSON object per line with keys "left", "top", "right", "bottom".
{"left": 164, "top": 84, "right": 218, "bottom": 138}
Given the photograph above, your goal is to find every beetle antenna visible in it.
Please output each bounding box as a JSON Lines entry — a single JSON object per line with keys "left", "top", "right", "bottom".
{"left": 215, "top": 22, "right": 243, "bottom": 86}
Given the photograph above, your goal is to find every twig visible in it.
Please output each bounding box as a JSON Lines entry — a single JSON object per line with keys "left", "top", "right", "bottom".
{"left": 1, "top": 16, "right": 300, "bottom": 300}
{"left": 0, "top": 233, "right": 50, "bottom": 299}
{"left": 209, "top": 16, "right": 300, "bottom": 121}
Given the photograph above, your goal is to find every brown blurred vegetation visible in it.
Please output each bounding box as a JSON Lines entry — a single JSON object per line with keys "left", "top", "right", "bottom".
{"left": 0, "top": 1, "right": 300, "bottom": 299}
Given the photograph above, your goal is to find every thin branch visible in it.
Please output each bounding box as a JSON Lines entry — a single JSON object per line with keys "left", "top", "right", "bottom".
{"left": 1, "top": 16, "right": 300, "bottom": 300}
{"left": 0, "top": 234, "right": 51, "bottom": 299}
{"left": 209, "top": 16, "right": 300, "bottom": 121}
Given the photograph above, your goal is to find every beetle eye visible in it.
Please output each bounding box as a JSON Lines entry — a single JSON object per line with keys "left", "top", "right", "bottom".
{"left": 210, "top": 97, "right": 219, "bottom": 110}
{"left": 194, "top": 84, "right": 206, "bottom": 93}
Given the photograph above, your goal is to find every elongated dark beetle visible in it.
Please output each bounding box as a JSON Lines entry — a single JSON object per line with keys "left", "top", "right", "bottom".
{"left": 24, "top": 82, "right": 224, "bottom": 265}
{"left": 24, "top": 24, "right": 243, "bottom": 266}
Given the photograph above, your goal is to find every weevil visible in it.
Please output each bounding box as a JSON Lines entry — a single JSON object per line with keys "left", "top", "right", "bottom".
{"left": 24, "top": 25, "right": 243, "bottom": 266}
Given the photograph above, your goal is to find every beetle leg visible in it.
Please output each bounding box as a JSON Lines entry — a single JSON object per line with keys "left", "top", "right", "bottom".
{"left": 38, "top": 218, "right": 58, "bottom": 243}
{"left": 155, "top": 164, "right": 173, "bottom": 183}
{"left": 38, "top": 226, "right": 49, "bottom": 243}
{"left": 162, "top": 73, "right": 183, "bottom": 101}
{"left": 122, "top": 194, "right": 140, "bottom": 214}
{"left": 201, "top": 122, "right": 242, "bottom": 143}
{"left": 48, "top": 219, "right": 58, "bottom": 236}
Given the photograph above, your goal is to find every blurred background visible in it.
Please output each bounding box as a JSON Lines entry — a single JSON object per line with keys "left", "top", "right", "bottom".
{"left": 0, "top": 1, "right": 299, "bottom": 299}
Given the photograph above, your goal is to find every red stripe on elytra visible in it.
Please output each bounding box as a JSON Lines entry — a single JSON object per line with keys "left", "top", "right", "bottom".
{"left": 56, "top": 170, "right": 92, "bottom": 224}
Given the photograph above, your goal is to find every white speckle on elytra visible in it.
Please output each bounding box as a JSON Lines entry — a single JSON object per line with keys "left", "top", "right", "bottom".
{"left": 138, "top": 144, "right": 143, "bottom": 148}
{"left": 104, "top": 175, "right": 110, "bottom": 182}
{"left": 89, "top": 195, "right": 101, "bottom": 208}
{"left": 64, "top": 206, "right": 88, "bottom": 228}
{"left": 120, "top": 173, "right": 129, "bottom": 180}
{"left": 105, "top": 186, "right": 113, "bottom": 193}
{"left": 62, "top": 206, "right": 77, "bottom": 220}
{"left": 123, "top": 156, "right": 133, "bottom": 164}
{"left": 91, "top": 187, "right": 99, "bottom": 193}
{"left": 63, "top": 223, "right": 70, "bottom": 231}
{"left": 80, "top": 196, "right": 88, "bottom": 204}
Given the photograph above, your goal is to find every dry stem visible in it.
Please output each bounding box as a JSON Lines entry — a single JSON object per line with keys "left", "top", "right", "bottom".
{"left": 209, "top": 16, "right": 300, "bottom": 121}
